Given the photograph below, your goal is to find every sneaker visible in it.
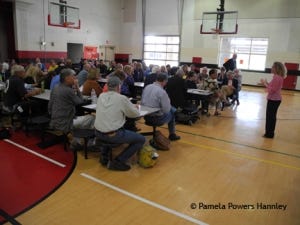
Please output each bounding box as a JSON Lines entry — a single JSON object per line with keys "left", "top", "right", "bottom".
{"left": 107, "top": 159, "right": 131, "bottom": 171}
{"left": 169, "top": 133, "right": 181, "bottom": 141}
{"left": 99, "top": 153, "right": 109, "bottom": 166}
{"left": 99, "top": 147, "right": 111, "bottom": 166}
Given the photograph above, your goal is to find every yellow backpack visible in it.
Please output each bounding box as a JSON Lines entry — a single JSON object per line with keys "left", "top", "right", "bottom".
{"left": 138, "top": 145, "right": 159, "bottom": 168}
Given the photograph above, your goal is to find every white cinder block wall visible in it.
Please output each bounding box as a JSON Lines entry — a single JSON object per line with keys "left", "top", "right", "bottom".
{"left": 14, "top": 0, "right": 300, "bottom": 89}
{"left": 14, "top": 0, "right": 122, "bottom": 52}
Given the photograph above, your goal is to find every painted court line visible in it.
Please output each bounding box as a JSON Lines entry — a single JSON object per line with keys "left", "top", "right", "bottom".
{"left": 4, "top": 139, "right": 66, "bottom": 168}
{"left": 175, "top": 128, "right": 300, "bottom": 159}
{"left": 179, "top": 140, "right": 300, "bottom": 171}
{"left": 81, "top": 173, "right": 208, "bottom": 225}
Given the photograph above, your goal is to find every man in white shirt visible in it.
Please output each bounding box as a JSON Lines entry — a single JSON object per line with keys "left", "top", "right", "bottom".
{"left": 94, "top": 76, "right": 145, "bottom": 171}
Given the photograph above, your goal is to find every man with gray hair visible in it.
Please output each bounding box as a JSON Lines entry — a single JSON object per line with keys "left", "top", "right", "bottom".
{"left": 95, "top": 76, "right": 145, "bottom": 171}
{"left": 142, "top": 73, "right": 180, "bottom": 141}
{"left": 3, "top": 65, "right": 41, "bottom": 116}
{"left": 76, "top": 63, "right": 91, "bottom": 87}
{"left": 144, "top": 65, "right": 160, "bottom": 87}
{"left": 48, "top": 68, "right": 95, "bottom": 149}
{"left": 223, "top": 53, "right": 237, "bottom": 72}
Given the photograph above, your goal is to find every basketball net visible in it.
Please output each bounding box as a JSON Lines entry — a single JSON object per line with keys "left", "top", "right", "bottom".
{"left": 211, "top": 28, "right": 221, "bottom": 39}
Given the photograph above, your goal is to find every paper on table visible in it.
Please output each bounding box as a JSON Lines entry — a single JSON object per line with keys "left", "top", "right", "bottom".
{"left": 139, "top": 110, "right": 148, "bottom": 116}
{"left": 197, "top": 89, "right": 210, "bottom": 93}
{"left": 83, "top": 104, "right": 97, "bottom": 109}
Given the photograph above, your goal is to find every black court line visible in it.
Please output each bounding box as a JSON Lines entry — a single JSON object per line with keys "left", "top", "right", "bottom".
{"left": 0, "top": 209, "right": 22, "bottom": 225}
{"left": 138, "top": 122, "right": 300, "bottom": 160}
{"left": 242, "top": 87, "right": 300, "bottom": 96}
{"left": 209, "top": 115, "right": 300, "bottom": 121}
{"left": 176, "top": 129, "right": 300, "bottom": 159}
{"left": 0, "top": 151, "right": 77, "bottom": 224}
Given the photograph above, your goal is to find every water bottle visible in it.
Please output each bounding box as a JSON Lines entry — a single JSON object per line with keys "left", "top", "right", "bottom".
{"left": 41, "top": 81, "right": 45, "bottom": 93}
{"left": 91, "top": 88, "right": 97, "bottom": 104}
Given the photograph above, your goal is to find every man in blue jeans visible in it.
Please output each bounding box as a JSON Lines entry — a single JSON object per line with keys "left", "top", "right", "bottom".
{"left": 94, "top": 76, "right": 145, "bottom": 171}
{"left": 141, "top": 73, "right": 180, "bottom": 141}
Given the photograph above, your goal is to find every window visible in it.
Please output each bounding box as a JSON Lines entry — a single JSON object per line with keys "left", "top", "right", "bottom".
{"left": 219, "top": 37, "right": 268, "bottom": 71}
{"left": 143, "top": 36, "right": 180, "bottom": 67}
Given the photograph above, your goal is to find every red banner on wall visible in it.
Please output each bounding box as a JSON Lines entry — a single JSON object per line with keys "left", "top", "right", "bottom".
{"left": 83, "top": 46, "right": 98, "bottom": 59}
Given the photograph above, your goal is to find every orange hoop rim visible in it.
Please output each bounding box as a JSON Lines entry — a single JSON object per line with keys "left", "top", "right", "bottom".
{"left": 211, "top": 28, "right": 222, "bottom": 34}
{"left": 63, "top": 22, "right": 75, "bottom": 27}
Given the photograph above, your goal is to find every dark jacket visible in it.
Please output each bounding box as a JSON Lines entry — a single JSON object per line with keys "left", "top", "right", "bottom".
{"left": 144, "top": 73, "right": 157, "bottom": 87}
{"left": 223, "top": 58, "right": 236, "bottom": 72}
{"left": 133, "top": 69, "right": 144, "bottom": 82}
{"left": 166, "top": 76, "right": 187, "bottom": 108}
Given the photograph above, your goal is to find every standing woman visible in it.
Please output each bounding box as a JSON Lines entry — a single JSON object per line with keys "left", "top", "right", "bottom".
{"left": 260, "top": 62, "right": 287, "bottom": 138}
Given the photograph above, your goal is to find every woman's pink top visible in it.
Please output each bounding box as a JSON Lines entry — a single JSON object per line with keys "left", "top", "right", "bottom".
{"left": 266, "top": 74, "right": 284, "bottom": 101}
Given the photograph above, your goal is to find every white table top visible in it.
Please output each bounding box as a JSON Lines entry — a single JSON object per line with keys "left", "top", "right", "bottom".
{"left": 98, "top": 78, "right": 108, "bottom": 83}
{"left": 32, "top": 89, "right": 91, "bottom": 101}
{"left": 32, "top": 89, "right": 51, "bottom": 100}
{"left": 98, "top": 79, "right": 144, "bottom": 88}
{"left": 82, "top": 104, "right": 159, "bottom": 117}
{"left": 187, "top": 89, "right": 213, "bottom": 96}
{"left": 134, "top": 82, "right": 144, "bottom": 88}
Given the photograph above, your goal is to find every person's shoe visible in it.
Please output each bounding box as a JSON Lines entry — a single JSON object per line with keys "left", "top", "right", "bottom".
{"left": 214, "top": 111, "right": 221, "bottom": 116}
{"left": 262, "top": 134, "right": 274, "bottom": 139}
{"left": 169, "top": 133, "right": 181, "bottom": 141}
{"left": 107, "top": 159, "right": 131, "bottom": 171}
{"left": 99, "top": 146, "right": 111, "bottom": 166}
{"left": 99, "top": 153, "right": 109, "bottom": 166}
{"left": 237, "top": 99, "right": 240, "bottom": 105}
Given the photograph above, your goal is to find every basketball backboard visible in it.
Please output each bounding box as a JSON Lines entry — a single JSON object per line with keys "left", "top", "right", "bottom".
{"left": 48, "top": 1, "right": 80, "bottom": 29}
{"left": 200, "top": 11, "right": 238, "bottom": 34}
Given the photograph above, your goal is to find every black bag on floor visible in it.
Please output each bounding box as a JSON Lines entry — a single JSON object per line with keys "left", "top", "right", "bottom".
{"left": 175, "top": 105, "right": 200, "bottom": 125}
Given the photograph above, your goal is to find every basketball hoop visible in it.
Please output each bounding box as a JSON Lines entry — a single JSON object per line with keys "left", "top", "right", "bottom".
{"left": 200, "top": 11, "right": 238, "bottom": 34}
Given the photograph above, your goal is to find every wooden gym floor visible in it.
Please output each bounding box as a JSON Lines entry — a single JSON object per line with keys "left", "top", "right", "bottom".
{"left": 13, "top": 86, "right": 300, "bottom": 225}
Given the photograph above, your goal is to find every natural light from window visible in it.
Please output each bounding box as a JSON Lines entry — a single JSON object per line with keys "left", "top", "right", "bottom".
{"left": 144, "top": 36, "right": 180, "bottom": 67}
{"left": 219, "top": 37, "right": 268, "bottom": 71}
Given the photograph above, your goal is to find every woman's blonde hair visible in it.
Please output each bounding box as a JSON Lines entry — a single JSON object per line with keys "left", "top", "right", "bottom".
{"left": 123, "top": 65, "right": 133, "bottom": 75}
{"left": 272, "top": 62, "right": 287, "bottom": 78}
{"left": 25, "top": 64, "right": 40, "bottom": 78}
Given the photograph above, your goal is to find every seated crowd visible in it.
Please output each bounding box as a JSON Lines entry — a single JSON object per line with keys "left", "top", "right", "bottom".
{"left": 1, "top": 57, "right": 242, "bottom": 171}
